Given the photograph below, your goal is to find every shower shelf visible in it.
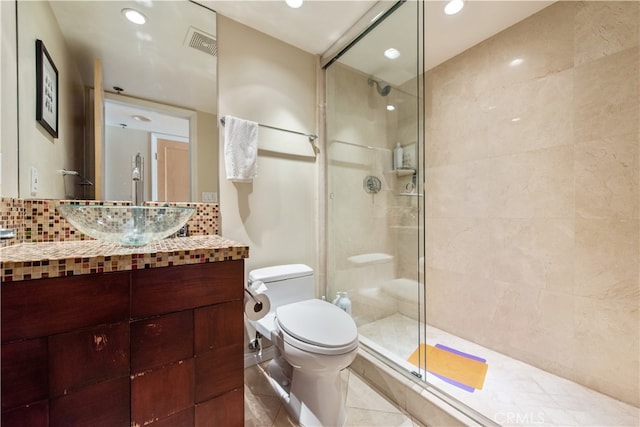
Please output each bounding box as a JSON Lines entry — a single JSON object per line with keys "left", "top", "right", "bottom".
{"left": 395, "top": 168, "right": 415, "bottom": 177}
{"left": 397, "top": 192, "right": 422, "bottom": 197}
{"left": 390, "top": 225, "right": 420, "bottom": 230}
{"left": 347, "top": 253, "right": 394, "bottom": 266}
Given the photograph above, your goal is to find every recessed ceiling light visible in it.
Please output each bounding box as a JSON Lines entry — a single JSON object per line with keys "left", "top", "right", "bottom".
{"left": 386, "top": 105, "right": 396, "bottom": 111}
{"left": 444, "top": 0, "right": 464, "bottom": 15}
{"left": 285, "top": 0, "right": 303, "bottom": 8}
{"left": 122, "top": 8, "right": 146, "bottom": 25}
{"left": 132, "top": 115, "right": 151, "bottom": 122}
{"left": 511, "top": 117, "right": 521, "bottom": 122}
{"left": 384, "top": 48, "right": 401, "bottom": 60}
{"left": 509, "top": 58, "right": 524, "bottom": 67}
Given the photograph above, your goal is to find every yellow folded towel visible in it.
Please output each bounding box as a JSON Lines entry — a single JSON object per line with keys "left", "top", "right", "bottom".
{"left": 407, "top": 344, "right": 488, "bottom": 390}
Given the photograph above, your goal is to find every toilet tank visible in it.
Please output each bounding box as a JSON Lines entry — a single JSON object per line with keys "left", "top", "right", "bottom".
{"left": 248, "top": 264, "right": 314, "bottom": 312}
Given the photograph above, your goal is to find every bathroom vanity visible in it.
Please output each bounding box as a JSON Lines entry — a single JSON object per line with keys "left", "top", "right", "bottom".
{"left": 1, "top": 236, "right": 248, "bottom": 427}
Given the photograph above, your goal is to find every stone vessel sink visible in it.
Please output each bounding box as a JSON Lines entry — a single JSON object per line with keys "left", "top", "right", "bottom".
{"left": 56, "top": 205, "right": 196, "bottom": 246}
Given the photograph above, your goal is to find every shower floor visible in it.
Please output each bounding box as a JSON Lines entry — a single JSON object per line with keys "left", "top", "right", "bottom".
{"left": 358, "top": 313, "right": 639, "bottom": 426}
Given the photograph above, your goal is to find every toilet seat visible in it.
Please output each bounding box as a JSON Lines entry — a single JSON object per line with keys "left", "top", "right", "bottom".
{"left": 275, "top": 299, "right": 358, "bottom": 356}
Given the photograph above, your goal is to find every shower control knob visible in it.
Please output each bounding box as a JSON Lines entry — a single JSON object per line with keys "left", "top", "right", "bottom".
{"left": 363, "top": 176, "right": 382, "bottom": 194}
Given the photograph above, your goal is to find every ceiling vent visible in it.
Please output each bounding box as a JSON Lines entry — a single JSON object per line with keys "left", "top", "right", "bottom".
{"left": 184, "top": 26, "right": 217, "bottom": 57}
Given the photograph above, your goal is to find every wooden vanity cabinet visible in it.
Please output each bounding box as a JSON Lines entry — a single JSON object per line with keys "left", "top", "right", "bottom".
{"left": 130, "top": 261, "right": 245, "bottom": 427}
{"left": 1, "top": 260, "right": 245, "bottom": 427}
{"left": 1, "top": 271, "right": 131, "bottom": 427}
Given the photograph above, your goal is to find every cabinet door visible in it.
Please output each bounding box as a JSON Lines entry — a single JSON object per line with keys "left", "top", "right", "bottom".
{"left": 1, "top": 400, "right": 48, "bottom": 427}
{"left": 1, "top": 338, "right": 48, "bottom": 411}
{"left": 131, "top": 358, "right": 195, "bottom": 426}
{"left": 131, "top": 310, "right": 194, "bottom": 374}
{"left": 49, "top": 322, "right": 129, "bottom": 397}
{"left": 195, "top": 301, "right": 243, "bottom": 353}
{"left": 195, "top": 388, "right": 244, "bottom": 427}
{"left": 193, "top": 300, "right": 244, "bottom": 406}
{"left": 144, "top": 407, "right": 194, "bottom": 427}
{"left": 194, "top": 344, "right": 244, "bottom": 404}
{"left": 49, "top": 377, "right": 130, "bottom": 427}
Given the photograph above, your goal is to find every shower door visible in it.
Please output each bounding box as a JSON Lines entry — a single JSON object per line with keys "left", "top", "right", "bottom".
{"left": 324, "top": 0, "right": 427, "bottom": 385}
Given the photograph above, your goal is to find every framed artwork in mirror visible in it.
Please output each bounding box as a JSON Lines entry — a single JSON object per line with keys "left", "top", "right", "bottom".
{"left": 35, "top": 39, "right": 58, "bottom": 138}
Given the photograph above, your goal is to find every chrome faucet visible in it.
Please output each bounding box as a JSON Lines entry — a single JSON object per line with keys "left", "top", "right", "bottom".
{"left": 132, "top": 153, "right": 144, "bottom": 206}
{"left": 131, "top": 153, "right": 145, "bottom": 231}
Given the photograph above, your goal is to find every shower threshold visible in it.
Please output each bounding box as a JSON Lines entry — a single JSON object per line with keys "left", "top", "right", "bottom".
{"left": 355, "top": 314, "right": 639, "bottom": 426}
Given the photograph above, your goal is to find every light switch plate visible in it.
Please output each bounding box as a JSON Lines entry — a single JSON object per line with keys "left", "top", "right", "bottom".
{"left": 30, "top": 167, "right": 39, "bottom": 195}
{"left": 202, "top": 191, "right": 218, "bottom": 203}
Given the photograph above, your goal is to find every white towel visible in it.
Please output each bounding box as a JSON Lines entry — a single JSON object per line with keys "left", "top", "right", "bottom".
{"left": 223, "top": 115, "right": 259, "bottom": 182}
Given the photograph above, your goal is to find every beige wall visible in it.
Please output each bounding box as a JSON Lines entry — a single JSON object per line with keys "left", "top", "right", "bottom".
{"left": 424, "top": 1, "right": 639, "bottom": 406}
{"left": 196, "top": 110, "right": 219, "bottom": 202}
{"left": 1, "top": 1, "right": 19, "bottom": 197}
{"left": 17, "top": 1, "right": 84, "bottom": 199}
{"left": 217, "top": 16, "right": 318, "bottom": 278}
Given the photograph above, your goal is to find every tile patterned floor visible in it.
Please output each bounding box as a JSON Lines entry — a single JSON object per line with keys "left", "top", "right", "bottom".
{"left": 244, "top": 362, "right": 425, "bottom": 427}
{"left": 243, "top": 313, "right": 639, "bottom": 426}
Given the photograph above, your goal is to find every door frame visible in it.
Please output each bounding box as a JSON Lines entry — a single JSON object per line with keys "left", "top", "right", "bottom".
{"left": 104, "top": 92, "right": 198, "bottom": 202}
{"left": 151, "top": 133, "right": 190, "bottom": 201}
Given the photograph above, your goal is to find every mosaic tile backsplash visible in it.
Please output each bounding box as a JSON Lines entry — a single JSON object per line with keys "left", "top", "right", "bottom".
{"left": 0, "top": 198, "right": 220, "bottom": 246}
{"left": 0, "top": 198, "right": 237, "bottom": 282}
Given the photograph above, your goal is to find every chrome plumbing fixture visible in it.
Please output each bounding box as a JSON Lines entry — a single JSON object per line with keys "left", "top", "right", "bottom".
{"left": 368, "top": 78, "right": 391, "bottom": 96}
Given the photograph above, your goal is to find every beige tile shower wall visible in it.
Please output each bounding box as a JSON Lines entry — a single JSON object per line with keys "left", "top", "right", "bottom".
{"left": 326, "top": 64, "right": 424, "bottom": 322}
{"left": 326, "top": 65, "right": 393, "bottom": 254}
{"left": 326, "top": 64, "right": 397, "bottom": 317}
{"left": 424, "top": 1, "right": 639, "bottom": 406}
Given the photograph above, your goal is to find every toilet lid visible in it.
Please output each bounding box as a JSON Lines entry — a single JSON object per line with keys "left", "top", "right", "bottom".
{"left": 276, "top": 299, "right": 358, "bottom": 348}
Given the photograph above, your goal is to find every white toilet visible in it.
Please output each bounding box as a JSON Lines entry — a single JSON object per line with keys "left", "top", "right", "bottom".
{"left": 247, "top": 264, "right": 358, "bottom": 427}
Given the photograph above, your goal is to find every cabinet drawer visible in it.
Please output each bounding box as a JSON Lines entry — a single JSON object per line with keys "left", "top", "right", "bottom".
{"left": 131, "top": 311, "right": 194, "bottom": 374}
{"left": 1, "top": 338, "right": 48, "bottom": 411}
{"left": 131, "top": 261, "right": 243, "bottom": 318}
{"left": 195, "top": 301, "right": 243, "bottom": 354}
{"left": 131, "top": 358, "right": 195, "bottom": 426}
{"left": 195, "top": 388, "right": 243, "bottom": 427}
{"left": 50, "top": 377, "right": 130, "bottom": 427}
{"left": 49, "top": 321, "right": 129, "bottom": 397}
{"left": 1, "top": 272, "right": 130, "bottom": 343}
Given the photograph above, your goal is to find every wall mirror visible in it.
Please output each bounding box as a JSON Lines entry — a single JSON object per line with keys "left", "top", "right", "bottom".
{"left": 16, "top": 0, "right": 218, "bottom": 202}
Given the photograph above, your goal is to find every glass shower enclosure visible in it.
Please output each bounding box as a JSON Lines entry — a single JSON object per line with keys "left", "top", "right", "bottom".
{"left": 325, "top": 0, "right": 428, "bottom": 395}
{"left": 325, "top": 1, "right": 640, "bottom": 425}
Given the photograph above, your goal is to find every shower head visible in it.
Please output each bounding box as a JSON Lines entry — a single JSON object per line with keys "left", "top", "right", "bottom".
{"left": 368, "top": 78, "right": 391, "bottom": 96}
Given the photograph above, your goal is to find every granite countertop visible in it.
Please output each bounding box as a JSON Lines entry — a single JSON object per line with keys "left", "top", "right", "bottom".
{"left": 0, "top": 235, "right": 249, "bottom": 282}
